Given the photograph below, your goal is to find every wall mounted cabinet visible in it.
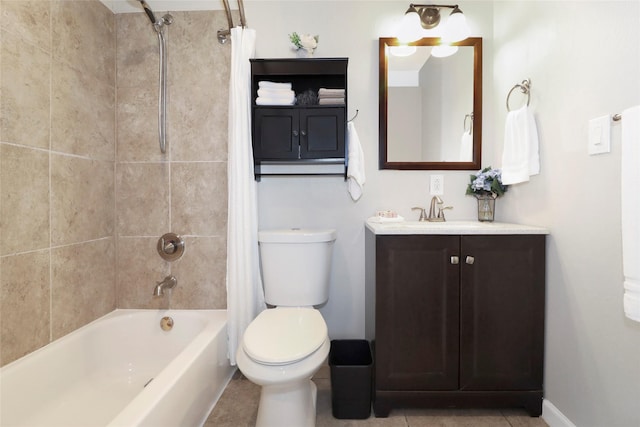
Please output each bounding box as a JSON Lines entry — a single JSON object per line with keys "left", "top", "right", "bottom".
{"left": 365, "top": 228, "right": 546, "bottom": 417}
{"left": 250, "top": 58, "right": 348, "bottom": 180}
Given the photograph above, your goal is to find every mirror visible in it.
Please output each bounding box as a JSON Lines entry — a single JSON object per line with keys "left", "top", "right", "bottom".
{"left": 379, "top": 37, "right": 482, "bottom": 170}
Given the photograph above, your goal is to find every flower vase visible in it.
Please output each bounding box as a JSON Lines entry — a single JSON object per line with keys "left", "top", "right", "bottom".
{"left": 475, "top": 194, "right": 497, "bottom": 222}
{"left": 296, "top": 48, "right": 313, "bottom": 58}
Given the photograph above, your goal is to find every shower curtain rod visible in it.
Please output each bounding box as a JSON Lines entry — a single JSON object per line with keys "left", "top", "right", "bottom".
{"left": 218, "top": 0, "right": 247, "bottom": 44}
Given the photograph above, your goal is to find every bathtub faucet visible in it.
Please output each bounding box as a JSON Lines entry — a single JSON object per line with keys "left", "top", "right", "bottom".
{"left": 153, "top": 275, "right": 177, "bottom": 297}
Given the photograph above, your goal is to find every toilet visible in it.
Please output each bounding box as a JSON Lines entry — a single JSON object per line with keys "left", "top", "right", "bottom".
{"left": 236, "top": 228, "right": 336, "bottom": 427}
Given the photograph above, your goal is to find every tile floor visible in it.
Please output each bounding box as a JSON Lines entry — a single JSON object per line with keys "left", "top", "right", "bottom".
{"left": 205, "top": 365, "right": 549, "bottom": 427}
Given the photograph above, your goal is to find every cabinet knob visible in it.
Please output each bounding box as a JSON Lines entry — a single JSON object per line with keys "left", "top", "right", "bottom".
{"left": 292, "top": 130, "right": 299, "bottom": 137}
{"left": 301, "top": 130, "right": 307, "bottom": 136}
{"left": 450, "top": 256, "right": 459, "bottom": 265}
{"left": 465, "top": 256, "right": 475, "bottom": 265}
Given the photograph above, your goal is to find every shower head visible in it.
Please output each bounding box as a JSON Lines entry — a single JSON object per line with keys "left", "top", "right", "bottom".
{"left": 138, "top": 0, "right": 157, "bottom": 25}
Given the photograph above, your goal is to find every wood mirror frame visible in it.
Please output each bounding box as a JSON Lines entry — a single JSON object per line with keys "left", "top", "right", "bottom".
{"left": 379, "top": 37, "right": 483, "bottom": 170}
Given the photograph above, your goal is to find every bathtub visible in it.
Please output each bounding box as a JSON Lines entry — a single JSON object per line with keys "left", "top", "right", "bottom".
{"left": 0, "top": 309, "right": 235, "bottom": 427}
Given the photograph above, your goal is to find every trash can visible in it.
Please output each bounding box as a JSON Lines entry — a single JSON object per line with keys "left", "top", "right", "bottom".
{"left": 329, "top": 339, "right": 373, "bottom": 419}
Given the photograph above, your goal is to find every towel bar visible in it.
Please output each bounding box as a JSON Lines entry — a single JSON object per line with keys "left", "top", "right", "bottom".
{"left": 506, "top": 79, "right": 531, "bottom": 112}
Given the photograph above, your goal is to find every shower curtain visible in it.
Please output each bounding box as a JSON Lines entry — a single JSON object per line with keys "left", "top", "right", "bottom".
{"left": 226, "top": 26, "right": 266, "bottom": 366}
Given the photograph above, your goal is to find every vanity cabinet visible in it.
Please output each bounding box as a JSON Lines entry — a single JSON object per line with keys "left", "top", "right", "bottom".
{"left": 250, "top": 58, "right": 348, "bottom": 179}
{"left": 365, "top": 229, "right": 546, "bottom": 417}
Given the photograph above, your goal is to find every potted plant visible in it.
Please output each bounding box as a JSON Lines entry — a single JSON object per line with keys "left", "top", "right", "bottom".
{"left": 465, "top": 167, "right": 508, "bottom": 222}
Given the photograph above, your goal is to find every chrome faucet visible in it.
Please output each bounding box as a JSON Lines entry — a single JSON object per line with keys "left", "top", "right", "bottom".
{"left": 153, "top": 275, "right": 177, "bottom": 297}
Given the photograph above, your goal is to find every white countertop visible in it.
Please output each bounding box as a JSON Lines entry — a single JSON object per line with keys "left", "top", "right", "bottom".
{"left": 365, "top": 219, "right": 550, "bottom": 235}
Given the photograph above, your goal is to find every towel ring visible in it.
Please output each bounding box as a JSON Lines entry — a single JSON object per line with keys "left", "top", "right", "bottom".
{"left": 506, "top": 79, "right": 531, "bottom": 112}
{"left": 464, "top": 112, "right": 473, "bottom": 135}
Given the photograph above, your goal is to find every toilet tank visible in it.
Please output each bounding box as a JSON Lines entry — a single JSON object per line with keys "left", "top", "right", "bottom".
{"left": 258, "top": 228, "right": 336, "bottom": 306}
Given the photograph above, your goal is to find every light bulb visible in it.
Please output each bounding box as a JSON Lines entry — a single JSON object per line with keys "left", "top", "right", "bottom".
{"left": 397, "top": 7, "right": 423, "bottom": 43}
{"left": 442, "top": 8, "right": 470, "bottom": 43}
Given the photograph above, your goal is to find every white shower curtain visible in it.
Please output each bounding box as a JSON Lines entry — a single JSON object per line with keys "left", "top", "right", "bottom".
{"left": 226, "top": 26, "right": 266, "bottom": 366}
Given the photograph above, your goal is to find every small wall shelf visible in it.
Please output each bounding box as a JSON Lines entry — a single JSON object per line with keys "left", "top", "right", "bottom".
{"left": 250, "top": 58, "right": 349, "bottom": 180}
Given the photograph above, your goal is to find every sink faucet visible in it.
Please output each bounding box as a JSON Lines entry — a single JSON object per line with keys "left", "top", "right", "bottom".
{"left": 153, "top": 275, "right": 177, "bottom": 297}
{"left": 413, "top": 197, "right": 453, "bottom": 222}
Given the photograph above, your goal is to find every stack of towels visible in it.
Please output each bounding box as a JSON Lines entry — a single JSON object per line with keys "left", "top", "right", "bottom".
{"left": 256, "top": 81, "right": 295, "bottom": 105}
{"left": 318, "top": 88, "right": 345, "bottom": 105}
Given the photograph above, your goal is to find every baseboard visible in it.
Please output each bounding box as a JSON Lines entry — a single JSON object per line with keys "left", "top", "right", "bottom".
{"left": 542, "top": 399, "right": 577, "bottom": 427}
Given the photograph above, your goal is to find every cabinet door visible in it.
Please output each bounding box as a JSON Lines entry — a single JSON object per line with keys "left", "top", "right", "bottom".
{"left": 253, "top": 109, "right": 299, "bottom": 159}
{"left": 299, "top": 108, "right": 345, "bottom": 159}
{"left": 459, "top": 235, "right": 545, "bottom": 391}
{"left": 376, "top": 235, "right": 460, "bottom": 390}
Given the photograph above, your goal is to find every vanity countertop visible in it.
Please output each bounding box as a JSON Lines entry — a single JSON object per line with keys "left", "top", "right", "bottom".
{"left": 366, "top": 219, "right": 550, "bottom": 235}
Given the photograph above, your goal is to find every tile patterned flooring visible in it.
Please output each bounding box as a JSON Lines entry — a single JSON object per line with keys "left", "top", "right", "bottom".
{"left": 205, "top": 366, "right": 549, "bottom": 427}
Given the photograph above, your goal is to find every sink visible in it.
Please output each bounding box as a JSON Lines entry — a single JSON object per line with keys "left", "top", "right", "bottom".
{"left": 366, "top": 219, "right": 549, "bottom": 235}
{"left": 383, "top": 221, "right": 485, "bottom": 229}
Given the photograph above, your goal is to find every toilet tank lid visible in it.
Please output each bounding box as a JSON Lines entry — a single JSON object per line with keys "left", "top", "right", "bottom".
{"left": 258, "top": 228, "right": 336, "bottom": 243}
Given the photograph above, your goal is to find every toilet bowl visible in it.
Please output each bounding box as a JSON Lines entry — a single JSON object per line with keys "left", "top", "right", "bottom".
{"left": 236, "top": 307, "right": 330, "bottom": 427}
{"left": 236, "top": 228, "right": 336, "bottom": 427}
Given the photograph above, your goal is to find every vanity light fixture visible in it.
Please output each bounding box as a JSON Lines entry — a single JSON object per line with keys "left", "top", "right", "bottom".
{"left": 397, "top": 4, "right": 471, "bottom": 43}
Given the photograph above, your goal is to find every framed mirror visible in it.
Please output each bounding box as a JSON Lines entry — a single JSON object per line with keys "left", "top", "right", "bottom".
{"left": 379, "top": 37, "right": 482, "bottom": 170}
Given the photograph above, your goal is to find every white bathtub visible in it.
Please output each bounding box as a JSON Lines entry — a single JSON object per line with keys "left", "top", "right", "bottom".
{"left": 0, "top": 309, "right": 235, "bottom": 427}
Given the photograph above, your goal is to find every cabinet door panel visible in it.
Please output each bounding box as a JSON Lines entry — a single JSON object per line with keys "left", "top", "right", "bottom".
{"left": 300, "top": 108, "right": 345, "bottom": 159}
{"left": 376, "top": 235, "right": 460, "bottom": 390}
{"left": 254, "top": 109, "right": 299, "bottom": 159}
{"left": 459, "top": 235, "right": 545, "bottom": 390}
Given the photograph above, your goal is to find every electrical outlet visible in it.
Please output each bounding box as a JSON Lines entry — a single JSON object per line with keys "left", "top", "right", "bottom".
{"left": 430, "top": 175, "right": 444, "bottom": 195}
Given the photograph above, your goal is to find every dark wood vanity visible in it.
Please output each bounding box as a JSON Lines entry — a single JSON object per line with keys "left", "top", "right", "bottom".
{"left": 365, "top": 222, "right": 547, "bottom": 417}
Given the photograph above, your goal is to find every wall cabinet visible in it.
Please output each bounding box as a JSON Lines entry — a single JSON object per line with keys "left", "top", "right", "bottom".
{"left": 250, "top": 58, "right": 348, "bottom": 179}
{"left": 365, "top": 231, "right": 546, "bottom": 417}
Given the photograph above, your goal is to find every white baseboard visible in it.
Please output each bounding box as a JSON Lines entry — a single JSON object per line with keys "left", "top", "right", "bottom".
{"left": 542, "top": 399, "right": 577, "bottom": 427}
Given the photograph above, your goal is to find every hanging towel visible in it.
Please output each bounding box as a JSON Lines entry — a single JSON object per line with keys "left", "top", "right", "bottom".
{"left": 459, "top": 131, "right": 473, "bottom": 162}
{"left": 501, "top": 105, "right": 540, "bottom": 185}
{"left": 621, "top": 105, "right": 640, "bottom": 322}
{"left": 347, "top": 121, "right": 365, "bottom": 201}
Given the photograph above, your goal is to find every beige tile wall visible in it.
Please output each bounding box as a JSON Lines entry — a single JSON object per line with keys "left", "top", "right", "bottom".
{"left": 115, "top": 10, "right": 230, "bottom": 310}
{"left": 0, "top": 0, "right": 116, "bottom": 366}
{"left": 0, "top": 1, "right": 231, "bottom": 367}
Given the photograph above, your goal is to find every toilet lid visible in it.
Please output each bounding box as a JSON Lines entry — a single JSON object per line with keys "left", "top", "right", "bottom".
{"left": 242, "top": 308, "right": 328, "bottom": 365}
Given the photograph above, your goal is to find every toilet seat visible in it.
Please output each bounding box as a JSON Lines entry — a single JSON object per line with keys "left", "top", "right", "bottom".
{"left": 243, "top": 308, "right": 327, "bottom": 366}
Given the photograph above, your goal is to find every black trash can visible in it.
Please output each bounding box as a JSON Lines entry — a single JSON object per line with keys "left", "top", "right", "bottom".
{"left": 329, "top": 339, "right": 373, "bottom": 419}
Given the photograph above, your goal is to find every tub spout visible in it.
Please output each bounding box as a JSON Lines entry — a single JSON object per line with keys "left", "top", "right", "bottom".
{"left": 153, "top": 275, "right": 177, "bottom": 297}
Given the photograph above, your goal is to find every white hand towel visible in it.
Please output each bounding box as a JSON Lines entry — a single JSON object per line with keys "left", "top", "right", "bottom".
{"left": 346, "top": 122, "right": 365, "bottom": 201}
{"left": 258, "top": 81, "right": 292, "bottom": 90}
{"left": 621, "top": 105, "right": 640, "bottom": 322}
{"left": 257, "top": 88, "right": 295, "bottom": 99}
{"left": 256, "top": 96, "right": 295, "bottom": 106}
{"left": 460, "top": 131, "right": 473, "bottom": 162}
{"left": 501, "top": 105, "right": 540, "bottom": 185}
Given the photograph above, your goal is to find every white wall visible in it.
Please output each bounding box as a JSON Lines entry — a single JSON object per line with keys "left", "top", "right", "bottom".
{"left": 246, "top": 0, "right": 495, "bottom": 339}
{"left": 493, "top": 2, "right": 640, "bottom": 426}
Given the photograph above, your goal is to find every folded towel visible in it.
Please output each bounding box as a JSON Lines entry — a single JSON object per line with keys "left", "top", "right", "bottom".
{"left": 621, "top": 105, "right": 640, "bottom": 322}
{"left": 257, "top": 88, "right": 295, "bottom": 99}
{"left": 319, "top": 98, "right": 345, "bottom": 105}
{"left": 501, "top": 105, "right": 540, "bottom": 185}
{"left": 459, "top": 131, "right": 473, "bottom": 162}
{"left": 319, "top": 88, "right": 345, "bottom": 97}
{"left": 346, "top": 122, "right": 365, "bottom": 201}
{"left": 256, "top": 96, "right": 295, "bottom": 106}
{"left": 258, "top": 81, "right": 292, "bottom": 90}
